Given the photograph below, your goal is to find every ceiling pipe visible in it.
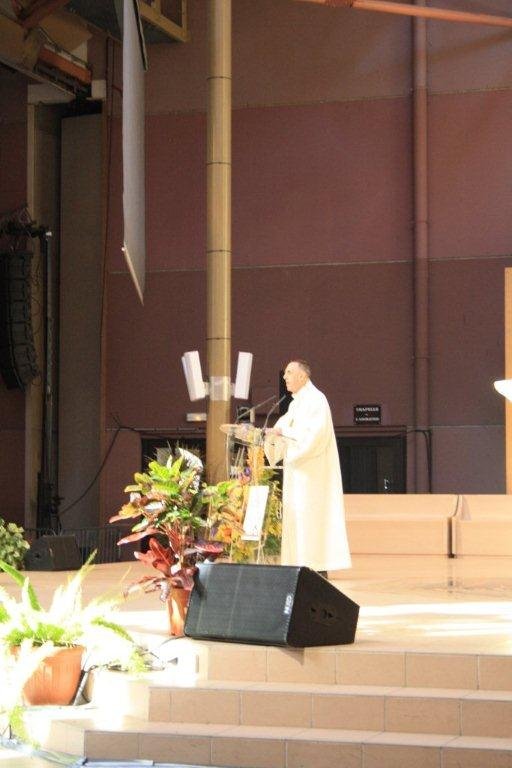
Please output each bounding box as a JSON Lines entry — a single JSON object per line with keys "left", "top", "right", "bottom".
{"left": 295, "top": 0, "right": 512, "bottom": 29}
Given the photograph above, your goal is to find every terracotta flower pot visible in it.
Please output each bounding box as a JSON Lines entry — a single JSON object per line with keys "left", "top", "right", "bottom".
{"left": 19, "top": 645, "right": 84, "bottom": 706}
{"left": 167, "top": 588, "right": 190, "bottom": 637}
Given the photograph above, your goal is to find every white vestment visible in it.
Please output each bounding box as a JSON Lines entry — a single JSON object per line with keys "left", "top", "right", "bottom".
{"left": 265, "top": 380, "right": 351, "bottom": 571}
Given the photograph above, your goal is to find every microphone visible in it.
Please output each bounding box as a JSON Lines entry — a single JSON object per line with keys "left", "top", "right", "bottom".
{"left": 236, "top": 394, "right": 279, "bottom": 423}
{"left": 263, "top": 394, "right": 288, "bottom": 431}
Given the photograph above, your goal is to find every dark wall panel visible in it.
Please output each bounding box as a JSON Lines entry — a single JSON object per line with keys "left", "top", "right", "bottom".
{"left": 106, "top": 270, "right": 206, "bottom": 429}
{"left": 0, "top": 70, "right": 27, "bottom": 524}
{"left": 433, "top": 425, "right": 504, "bottom": 494}
{"left": 106, "top": 261, "right": 413, "bottom": 429}
{"left": 146, "top": 112, "right": 206, "bottom": 273}
{"left": 106, "top": 118, "right": 124, "bottom": 274}
{"left": 59, "top": 115, "right": 103, "bottom": 529}
{"left": 101, "top": 428, "right": 141, "bottom": 524}
{"left": 0, "top": 71, "right": 27, "bottom": 215}
{"left": 0, "top": 388, "right": 25, "bottom": 427}
{"left": 428, "top": 0, "right": 512, "bottom": 94}
{"left": 0, "top": 429, "right": 25, "bottom": 525}
{"left": 233, "top": 99, "right": 413, "bottom": 268}
{"left": 232, "top": 262, "right": 414, "bottom": 426}
{"left": 429, "top": 90, "right": 512, "bottom": 261}
{"left": 0, "top": 123, "right": 27, "bottom": 215}
{"left": 136, "top": 97, "right": 413, "bottom": 274}
{"left": 146, "top": 0, "right": 411, "bottom": 116}
{"left": 430, "top": 256, "right": 512, "bottom": 426}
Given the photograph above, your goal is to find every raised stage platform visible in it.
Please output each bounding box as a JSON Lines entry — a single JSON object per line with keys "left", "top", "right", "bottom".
{"left": 2, "top": 553, "right": 512, "bottom": 768}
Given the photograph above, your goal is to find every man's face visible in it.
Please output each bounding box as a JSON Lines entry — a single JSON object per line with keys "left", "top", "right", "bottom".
{"left": 283, "top": 362, "right": 307, "bottom": 394}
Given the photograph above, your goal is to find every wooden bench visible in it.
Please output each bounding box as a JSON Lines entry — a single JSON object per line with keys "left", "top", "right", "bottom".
{"left": 451, "top": 495, "right": 512, "bottom": 556}
{"left": 344, "top": 494, "right": 459, "bottom": 555}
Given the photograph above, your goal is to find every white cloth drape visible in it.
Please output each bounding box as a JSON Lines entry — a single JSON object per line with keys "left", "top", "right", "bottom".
{"left": 265, "top": 380, "right": 351, "bottom": 571}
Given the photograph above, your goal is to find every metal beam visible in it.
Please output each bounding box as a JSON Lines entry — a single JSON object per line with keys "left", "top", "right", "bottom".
{"left": 139, "top": 0, "right": 189, "bottom": 43}
{"left": 18, "top": 0, "right": 71, "bottom": 29}
{"left": 0, "top": 13, "right": 90, "bottom": 94}
{"left": 295, "top": 0, "right": 512, "bottom": 29}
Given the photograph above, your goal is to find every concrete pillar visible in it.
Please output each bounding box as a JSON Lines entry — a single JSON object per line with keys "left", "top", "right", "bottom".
{"left": 505, "top": 269, "right": 512, "bottom": 492}
{"left": 413, "top": 1, "right": 431, "bottom": 492}
{"left": 206, "top": 0, "right": 232, "bottom": 483}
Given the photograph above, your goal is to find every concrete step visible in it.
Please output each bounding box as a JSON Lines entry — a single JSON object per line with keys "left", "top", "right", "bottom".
{"left": 146, "top": 681, "right": 512, "bottom": 737}
{"left": 21, "top": 640, "right": 512, "bottom": 768}
{"left": 90, "top": 672, "right": 512, "bottom": 739}
{"left": 138, "top": 637, "right": 512, "bottom": 690}
{"left": 27, "top": 711, "right": 512, "bottom": 768}
{"left": 0, "top": 747, "right": 63, "bottom": 768}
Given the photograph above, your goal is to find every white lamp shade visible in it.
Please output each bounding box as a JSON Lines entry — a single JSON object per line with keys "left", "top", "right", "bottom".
{"left": 494, "top": 379, "right": 512, "bottom": 402}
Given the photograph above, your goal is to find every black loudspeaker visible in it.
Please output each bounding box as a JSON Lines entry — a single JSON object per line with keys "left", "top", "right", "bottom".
{"left": 0, "top": 251, "right": 39, "bottom": 390}
{"left": 185, "top": 563, "right": 359, "bottom": 647}
{"left": 25, "top": 535, "right": 82, "bottom": 571}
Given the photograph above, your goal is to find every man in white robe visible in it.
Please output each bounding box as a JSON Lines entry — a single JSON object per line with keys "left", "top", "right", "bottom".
{"left": 265, "top": 360, "right": 351, "bottom": 574}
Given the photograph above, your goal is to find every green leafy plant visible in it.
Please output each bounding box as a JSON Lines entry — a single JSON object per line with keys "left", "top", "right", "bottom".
{"left": 0, "top": 640, "right": 54, "bottom": 742}
{"left": 0, "top": 519, "right": 29, "bottom": 569}
{"left": 110, "top": 449, "right": 224, "bottom": 600}
{"left": 0, "top": 553, "right": 145, "bottom": 667}
{"left": 0, "top": 553, "right": 147, "bottom": 741}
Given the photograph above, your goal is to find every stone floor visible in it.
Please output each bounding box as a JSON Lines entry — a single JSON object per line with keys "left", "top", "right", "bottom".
{"left": 98, "top": 553, "right": 512, "bottom": 655}
{"left": 1, "top": 553, "right": 512, "bottom": 766}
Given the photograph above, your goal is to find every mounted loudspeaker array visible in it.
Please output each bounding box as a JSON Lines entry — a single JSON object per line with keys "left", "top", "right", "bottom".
{"left": 181, "top": 350, "right": 253, "bottom": 402}
{"left": 181, "top": 350, "right": 206, "bottom": 401}
{"left": 0, "top": 251, "right": 39, "bottom": 390}
{"left": 233, "top": 351, "right": 253, "bottom": 399}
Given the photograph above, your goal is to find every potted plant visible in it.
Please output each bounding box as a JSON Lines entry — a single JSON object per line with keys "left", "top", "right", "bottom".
{"left": 0, "top": 518, "right": 29, "bottom": 569}
{"left": 0, "top": 551, "right": 146, "bottom": 735}
{"left": 110, "top": 448, "right": 224, "bottom": 636}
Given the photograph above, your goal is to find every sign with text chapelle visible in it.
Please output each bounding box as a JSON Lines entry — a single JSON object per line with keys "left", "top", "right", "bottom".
{"left": 354, "top": 404, "right": 381, "bottom": 425}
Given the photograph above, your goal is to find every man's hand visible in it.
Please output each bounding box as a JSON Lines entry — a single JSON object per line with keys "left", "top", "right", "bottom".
{"left": 265, "top": 427, "right": 282, "bottom": 437}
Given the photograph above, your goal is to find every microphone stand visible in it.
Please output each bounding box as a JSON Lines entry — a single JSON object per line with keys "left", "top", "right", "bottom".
{"left": 263, "top": 394, "right": 288, "bottom": 433}
{"left": 236, "top": 394, "right": 279, "bottom": 423}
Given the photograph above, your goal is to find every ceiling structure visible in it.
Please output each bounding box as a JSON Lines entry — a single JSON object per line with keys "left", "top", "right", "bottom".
{"left": 0, "top": 0, "right": 188, "bottom": 98}
{"left": 296, "top": 0, "right": 512, "bottom": 29}
{"left": 2, "top": 0, "right": 511, "bottom": 101}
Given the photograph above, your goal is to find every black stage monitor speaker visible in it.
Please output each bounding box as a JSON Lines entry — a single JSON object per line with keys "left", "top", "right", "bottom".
{"left": 25, "top": 535, "right": 82, "bottom": 571}
{"left": 185, "top": 563, "right": 359, "bottom": 647}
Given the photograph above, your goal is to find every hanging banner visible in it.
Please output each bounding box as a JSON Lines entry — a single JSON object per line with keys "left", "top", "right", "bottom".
{"left": 122, "top": 0, "right": 148, "bottom": 303}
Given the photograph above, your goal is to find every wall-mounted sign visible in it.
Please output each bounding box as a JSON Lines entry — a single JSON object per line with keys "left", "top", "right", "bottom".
{"left": 354, "top": 404, "right": 381, "bottom": 424}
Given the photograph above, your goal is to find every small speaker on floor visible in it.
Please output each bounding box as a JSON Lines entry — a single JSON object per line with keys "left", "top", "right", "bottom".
{"left": 25, "top": 535, "right": 82, "bottom": 571}
{"left": 185, "top": 562, "right": 359, "bottom": 647}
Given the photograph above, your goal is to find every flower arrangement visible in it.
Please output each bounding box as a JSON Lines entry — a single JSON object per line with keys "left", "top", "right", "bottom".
{"left": 203, "top": 445, "right": 282, "bottom": 563}
{"left": 0, "top": 518, "right": 29, "bottom": 569}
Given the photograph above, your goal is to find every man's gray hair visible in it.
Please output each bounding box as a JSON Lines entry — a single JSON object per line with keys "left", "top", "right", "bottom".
{"left": 290, "top": 359, "right": 311, "bottom": 378}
